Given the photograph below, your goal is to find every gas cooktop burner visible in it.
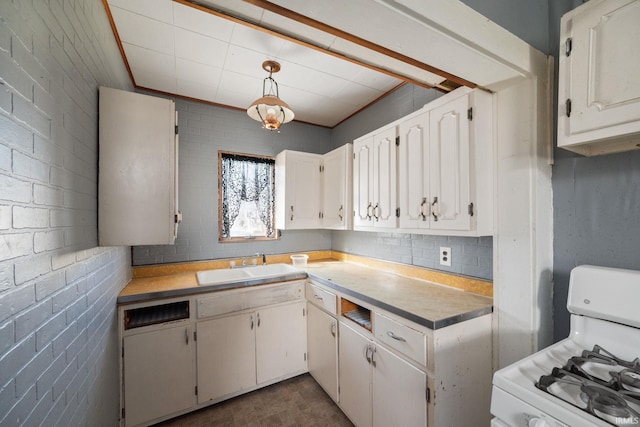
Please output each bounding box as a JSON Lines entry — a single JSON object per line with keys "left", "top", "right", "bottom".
{"left": 536, "top": 346, "right": 640, "bottom": 426}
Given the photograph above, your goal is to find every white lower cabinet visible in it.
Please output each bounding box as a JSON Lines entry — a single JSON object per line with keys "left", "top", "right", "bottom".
{"left": 306, "top": 302, "right": 338, "bottom": 402}
{"left": 339, "top": 320, "right": 427, "bottom": 427}
{"left": 196, "top": 312, "right": 256, "bottom": 403}
{"left": 256, "top": 302, "right": 307, "bottom": 383}
{"left": 123, "top": 324, "right": 196, "bottom": 427}
{"left": 338, "top": 320, "right": 373, "bottom": 427}
{"left": 196, "top": 301, "right": 307, "bottom": 404}
{"left": 372, "top": 344, "right": 427, "bottom": 427}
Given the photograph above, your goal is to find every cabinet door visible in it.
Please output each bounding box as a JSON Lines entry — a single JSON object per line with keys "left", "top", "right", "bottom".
{"left": 196, "top": 313, "right": 256, "bottom": 403}
{"left": 123, "top": 325, "right": 195, "bottom": 427}
{"left": 307, "top": 303, "right": 338, "bottom": 401}
{"left": 99, "top": 87, "right": 178, "bottom": 246}
{"left": 275, "top": 151, "right": 322, "bottom": 229}
{"left": 322, "top": 144, "right": 352, "bottom": 230}
{"left": 256, "top": 302, "right": 307, "bottom": 384}
{"left": 558, "top": 0, "right": 640, "bottom": 153}
{"left": 353, "top": 136, "right": 374, "bottom": 228}
{"left": 339, "top": 321, "right": 372, "bottom": 427}
{"left": 372, "top": 127, "right": 398, "bottom": 229}
{"left": 372, "top": 345, "right": 427, "bottom": 427}
{"left": 429, "top": 94, "right": 471, "bottom": 231}
{"left": 398, "top": 112, "right": 430, "bottom": 229}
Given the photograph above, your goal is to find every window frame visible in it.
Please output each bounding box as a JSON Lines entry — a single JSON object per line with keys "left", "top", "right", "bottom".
{"left": 217, "top": 150, "right": 278, "bottom": 243}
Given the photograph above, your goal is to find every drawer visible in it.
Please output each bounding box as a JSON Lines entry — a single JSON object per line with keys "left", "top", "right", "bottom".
{"left": 305, "top": 282, "right": 337, "bottom": 315}
{"left": 197, "top": 281, "right": 304, "bottom": 319}
{"left": 373, "top": 312, "right": 426, "bottom": 366}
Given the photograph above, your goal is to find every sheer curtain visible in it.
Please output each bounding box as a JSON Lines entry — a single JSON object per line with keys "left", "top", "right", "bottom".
{"left": 221, "top": 154, "right": 275, "bottom": 238}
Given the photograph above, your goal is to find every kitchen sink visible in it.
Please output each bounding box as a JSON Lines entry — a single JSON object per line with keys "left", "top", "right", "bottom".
{"left": 196, "top": 263, "right": 303, "bottom": 287}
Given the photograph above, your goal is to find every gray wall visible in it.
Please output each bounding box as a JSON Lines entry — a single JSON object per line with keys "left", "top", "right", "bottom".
{"left": 0, "top": 1, "right": 131, "bottom": 426}
{"left": 330, "top": 83, "right": 494, "bottom": 280}
{"left": 133, "top": 76, "right": 494, "bottom": 280}
{"left": 461, "top": 0, "right": 640, "bottom": 341}
{"left": 132, "top": 98, "right": 333, "bottom": 265}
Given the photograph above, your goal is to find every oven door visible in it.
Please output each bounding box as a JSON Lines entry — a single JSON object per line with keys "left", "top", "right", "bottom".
{"left": 491, "top": 386, "right": 570, "bottom": 427}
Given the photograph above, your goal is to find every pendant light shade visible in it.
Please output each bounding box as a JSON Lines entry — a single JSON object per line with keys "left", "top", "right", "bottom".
{"left": 247, "top": 61, "right": 294, "bottom": 131}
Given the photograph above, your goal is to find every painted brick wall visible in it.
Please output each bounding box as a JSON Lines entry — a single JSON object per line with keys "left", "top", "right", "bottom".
{"left": 0, "top": 1, "right": 131, "bottom": 426}
{"left": 132, "top": 97, "right": 333, "bottom": 265}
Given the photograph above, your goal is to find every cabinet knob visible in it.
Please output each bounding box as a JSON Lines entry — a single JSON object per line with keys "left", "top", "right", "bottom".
{"left": 330, "top": 322, "right": 336, "bottom": 338}
{"left": 338, "top": 205, "right": 343, "bottom": 221}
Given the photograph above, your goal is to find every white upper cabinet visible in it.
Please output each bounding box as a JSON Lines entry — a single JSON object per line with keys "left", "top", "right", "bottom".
{"left": 353, "top": 126, "right": 398, "bottom": 230}
{"left": 558, "top": 0, "right": 640, "bottom": 156}
{"left": 428, "top": 92, "right": 472, "bottom": 231}
{"left": 275, "top": 150, "right": 323, "bottom": 229}
{"left": 398, "top": 111, "right": 430, "bottom": 230}
{"left": 99, "top": 87, "right": 180, "bottom": 246}
{"left": 322, "top": 144, "right": 353, "bottom": 230}
{"left": 275, "top": 144, "right": 353, "bottom": 231}
{"left": 397, "top": 87, "right": 494, "bottom": 236}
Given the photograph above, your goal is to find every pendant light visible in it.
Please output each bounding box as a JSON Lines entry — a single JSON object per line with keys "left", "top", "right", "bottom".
{"left": 247, "top": 60, "right": 294, "bottom": 131}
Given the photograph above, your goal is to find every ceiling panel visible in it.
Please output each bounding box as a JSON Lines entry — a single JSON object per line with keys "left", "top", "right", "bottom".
{"left": 106, "top": 0, "right": 410, "bottom": 127}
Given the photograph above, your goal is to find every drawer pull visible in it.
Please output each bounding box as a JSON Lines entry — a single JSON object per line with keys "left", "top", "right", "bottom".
{"left": 330, "top": 321, "right": 336, "bottom": 338}
{"left": 314, "top": 294, "right": 324, "bottom": 301}
{"left": 387, "top": 331, "right": 406, "bottom": 342}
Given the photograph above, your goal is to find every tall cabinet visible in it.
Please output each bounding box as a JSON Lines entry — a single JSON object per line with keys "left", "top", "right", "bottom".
{"left": 98, "top": 87, "right": 181, "bottom": 246}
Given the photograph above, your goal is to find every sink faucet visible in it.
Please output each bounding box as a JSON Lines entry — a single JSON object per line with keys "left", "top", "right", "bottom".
{"left": 238, "top": 253, "right": 266, "bottom": 266}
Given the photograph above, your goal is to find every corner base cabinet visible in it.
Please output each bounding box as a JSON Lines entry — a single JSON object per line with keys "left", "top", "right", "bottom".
{"left": 99, "top": 87, "right": 180, "bottom": 246}
{"left": 558, "top": 0, "right": 640, "bottom": 156}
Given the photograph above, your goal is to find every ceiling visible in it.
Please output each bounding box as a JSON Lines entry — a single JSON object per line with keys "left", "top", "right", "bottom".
{"left": 104, "top": 0, "right": 468, "bottom": 128}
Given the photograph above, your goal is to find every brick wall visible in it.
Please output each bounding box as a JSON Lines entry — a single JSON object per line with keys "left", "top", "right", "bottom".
{"left": 0, "top": 1, "right": 131, "bottom": 426}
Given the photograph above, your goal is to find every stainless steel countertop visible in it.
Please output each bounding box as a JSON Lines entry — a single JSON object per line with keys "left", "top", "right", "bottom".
{"left": 117, "top": 260, "right": 492, "bottom": 329}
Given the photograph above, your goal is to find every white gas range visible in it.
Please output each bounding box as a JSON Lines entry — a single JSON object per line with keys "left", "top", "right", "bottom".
{"left": 491, "top": 265, "right": 640, "bottom": 427}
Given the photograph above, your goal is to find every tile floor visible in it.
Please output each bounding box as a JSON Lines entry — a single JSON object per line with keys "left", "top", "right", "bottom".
{"left": 152, "top": 374, "right": 353, "bottom": 427}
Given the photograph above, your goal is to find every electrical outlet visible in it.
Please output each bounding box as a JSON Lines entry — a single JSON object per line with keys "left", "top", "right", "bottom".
{"left": 439, "top": 247, "right": 452, "bottom": 266}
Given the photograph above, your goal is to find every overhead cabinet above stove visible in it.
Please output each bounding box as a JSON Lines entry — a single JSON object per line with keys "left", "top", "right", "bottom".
{"left": 558, "top": 0, "right": 640, "bottom": 156}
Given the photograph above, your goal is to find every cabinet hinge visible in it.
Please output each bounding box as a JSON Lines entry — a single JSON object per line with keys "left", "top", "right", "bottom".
{"left": 467, "top": 107, "right": 473, "bottom": 121}
{"left": 566, "top": 98, "right": 572, "bottom": 118}
{"left": 122, "top": 408, "right": 125, "bottom": 419}
{"left": 304, "top": 352, "right": 307, "bottom": 361}
{"left": 395, "top": 136, "right": 400, "bottom": 146}
{"left": 174, "top": 125, "right": 179, "bottom": 134}
{"left": 353, "top": 153, "right": 356, "bottom": 159}
{"left": 426, "top": 387, "right": 431, "bottom": 402}
{"left": 195, "top": 386, "right": 198, "bottom": 396}
{"left": 565, "top": 37, "right": 572, "bottom": 57}
{"left": 468, "top": 202, "right": 474, "bottom": 217}
{"left": 194, "top": 331, "right": 197, "bottom": 341}
{"left": 121, "top": 346, "right": 124, "bottom": 358}
{"left": 395, "top": 207, "right": 400, "bottom": 217}
{"left": 303, "top": 307, "right": 306, "bottom": 317}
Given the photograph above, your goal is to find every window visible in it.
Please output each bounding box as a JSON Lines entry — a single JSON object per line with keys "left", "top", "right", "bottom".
{"left": 218, "top": 151, "right": 277, "bottom": 242}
